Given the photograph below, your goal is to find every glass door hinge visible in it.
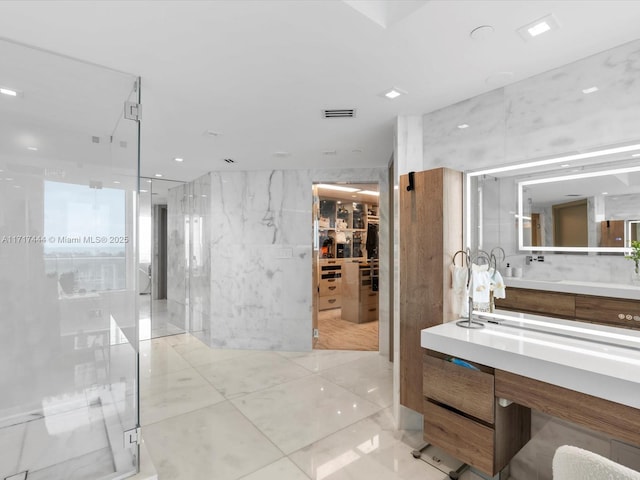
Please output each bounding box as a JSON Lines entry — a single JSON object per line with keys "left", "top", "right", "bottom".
{"left": 124, "top": 101, "right": 141, "bottom": 121}
{"left": 124, "top": 427, "right": 141, "bottom": 446}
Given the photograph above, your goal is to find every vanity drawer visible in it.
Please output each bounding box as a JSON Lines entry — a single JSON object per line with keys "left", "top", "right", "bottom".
{"left": 424, "top": 400, "right": 495, "bottom": 475}
{"left": 320, "top": 278, "right": 342, "bottom": 296}
{"left": 575, "top": 296, "right": 640, "bottom": 329}
{"left": 423, "top": 354, "right": 494, "bottom": 424}
{"left": 495, "top": 287, "right": 575, "bottom": 318}
{"left": 319, "top": 295, "right": 341, "bottom": 310}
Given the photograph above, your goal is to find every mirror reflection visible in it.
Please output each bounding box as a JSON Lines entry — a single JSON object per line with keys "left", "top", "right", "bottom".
{"left": 519, "top": 165, "right": 640, "bottom": 250}
{"left": 468, "top": 142, "right": 640, "bottom": 255}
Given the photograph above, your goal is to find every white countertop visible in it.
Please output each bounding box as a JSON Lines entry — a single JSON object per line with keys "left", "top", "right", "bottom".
{"left": 421, "top": 310, "right": 640, "bottom": 409}
{"left": 504, "top": 277, "right": 640, "bottom": 300}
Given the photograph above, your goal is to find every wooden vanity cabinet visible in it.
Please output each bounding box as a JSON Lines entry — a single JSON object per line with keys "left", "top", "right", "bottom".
{"left": 495, "top": 287, "right": 640, "bottom": 330}
{"left": 422, "top": 352, "right": 530, "bottom": 477}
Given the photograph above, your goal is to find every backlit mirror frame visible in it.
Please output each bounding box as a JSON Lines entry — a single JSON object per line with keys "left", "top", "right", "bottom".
{"left": 517, "top": 165, "right": 640, "bottom": 252}
{"left": 465, "top": 142, "right": 640, "bottom": 255}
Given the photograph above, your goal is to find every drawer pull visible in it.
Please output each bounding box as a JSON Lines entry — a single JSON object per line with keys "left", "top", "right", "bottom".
{"left": 618, "top": 313, "right": 625, "bottom": 319}
{"left": 328, "top": 261, "right": 336, "bottom": 264}
{"left": 368, "top": 307, "right": 376, "bottom": 312}
{"left": 328, "top": 286, "right": 336, "bottom": 291}
{"left": 328, "top": 279, "right": 335, "bottom": 283}
{"left": 369, "top": 293, "right": 376, "bottom": 297}
{"left": 329, "top": 299, "right": 336, "bottom": 304}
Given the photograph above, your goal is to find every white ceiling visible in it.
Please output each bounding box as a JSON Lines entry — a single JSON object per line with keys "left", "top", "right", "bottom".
{"left": 1, "top": 1, "right": 640, "bottom": 183}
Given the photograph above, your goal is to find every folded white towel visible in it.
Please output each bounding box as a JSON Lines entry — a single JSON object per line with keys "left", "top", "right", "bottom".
{"left": 490, "top": 269, "right": 506, "bottom": 299}
{"left": 471, "top": 263, "right": 491, "bottom": 303}
{"left": 553, "top": 445, "right": 640, "bottom": 480}
{"left": 452, "top": 265, "right": 468, "bottom": 293}
{"left": 451, "top": 265, "right": 469, "bottom": 317}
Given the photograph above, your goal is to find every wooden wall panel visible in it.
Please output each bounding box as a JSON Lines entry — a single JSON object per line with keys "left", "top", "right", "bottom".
{"left": 400, "top": 168, "right": 462, "bottom": 412}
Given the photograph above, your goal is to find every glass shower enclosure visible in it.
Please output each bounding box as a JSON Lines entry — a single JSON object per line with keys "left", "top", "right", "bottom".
{"left": 0, "top": 39, "right": 140, "bottom": 479}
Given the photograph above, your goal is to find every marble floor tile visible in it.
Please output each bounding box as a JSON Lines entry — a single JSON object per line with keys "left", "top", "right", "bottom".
{"left": 139, "top": 338, "right": 192, "bottom": 380}
{"left": 0, "top": 422, "right": 26, "bottom": 479}
{"left": 162, "top": 332, "right": 208, "bottom": 348}
{"left": 278, "top": 350, "right": 377, "bottom": 373}
{"left": 195, "top": 351, "right": 311, "bottom": 398}
{"left": 18, "top": 403, "right": 109, "bottom": 473}
{"left": 140, "top": 367, "right": 225, "bottom": 425}
{"left": 143, "top": 401, "right": 283, "bottom": 480}
{"left": 289, "top": 409, "right": 447, "bottom": 480}
{"left": 240, "top": 457, "right": 310, "bottom": 480}
{"left": 174, "top": 343, "right": 254, "bottom": 367}
{"left": 231, "top": 375, "right": 382, "bottom": 455}
{"left": 319, "top": 354, "right": 393, "bottom": 408}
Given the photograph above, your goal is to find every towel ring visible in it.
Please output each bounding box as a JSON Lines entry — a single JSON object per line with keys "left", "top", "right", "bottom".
{"left": 452, "top": 250, "right": 469, "bottom": 267}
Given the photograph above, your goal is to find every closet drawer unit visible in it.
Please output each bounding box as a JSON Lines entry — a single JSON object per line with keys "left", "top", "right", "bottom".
{"left": 319, "top": 295, "right": 341, "bottom": 310}
{"left": 320, "top": 278, "right": 342, "bottom": 296}
{"left": 423, "top": 400, "right": 495, "bottom": 475}
{"left": 423, "top": 354, "right": 494, "bottom": 424}
{"left": 361, "top": 290, "right": 378, "bottom": 305}
{"left": 359, "top": 304, "right": 378, "bottom": 322}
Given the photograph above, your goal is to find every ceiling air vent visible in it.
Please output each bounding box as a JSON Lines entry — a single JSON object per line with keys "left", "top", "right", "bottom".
{"left": 322, "top": 109, "right": 356, "bottom": 119}
{"left": 223, "top": 158, "right": 235, "bottom": 164}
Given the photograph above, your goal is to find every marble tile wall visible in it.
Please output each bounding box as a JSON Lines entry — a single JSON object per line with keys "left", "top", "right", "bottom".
{"left": 420, "top": 38, "right": 640, "bottom": 285}
{"left": 185, "top": 167, "right": 388, "bottom": 353}
{"left": 166, "top": 184, "right": 190, "bottom": 333}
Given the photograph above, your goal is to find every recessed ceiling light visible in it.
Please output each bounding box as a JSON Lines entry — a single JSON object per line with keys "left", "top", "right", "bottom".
{"left": 6, "top": 177, "right": 13, "bottom": 181}
{"left": 457, "top": 124, "right": 470, "bottom": 129}
{"left": 561, "top": 164, "right": 570, "bottom": 168}
{"left": 382, "top": 87, "right": 407, "bottom": 99}
{"left": 27, "top": 146, "right": 38, "bottom": 151}
{"left": 317, "top": 184, "right": 360, "bottom": 193}
{"left": 517, "top": 14, "right": 559, "bottom": 41}
{"left": 632, "top": 153, "right": 640, "bottom": 158}
{"left": 582, "top": 86, "right": 599, "bottom": 94}
{"left": 155, "top": 173, "right": 163, "bottom": 177}
{"left": 273, "top": 151, "right": 291, "bottom": 157}
{"left": 174, "top": 157, "right": 184, "bottom": 162}
{"left": 359, "top": 190, "right": 379, "bottom": 196}
{"left": 113, "top": 181, "right": 121, "bottom": 184}
{"left": 602, "top": 192, "right": 608, "bottom": 195}
{"left": 0, "top": 87, "right": 18, "bottom": 97}
{"left": 528, "top": 21, "right": 550, "bottom": 37}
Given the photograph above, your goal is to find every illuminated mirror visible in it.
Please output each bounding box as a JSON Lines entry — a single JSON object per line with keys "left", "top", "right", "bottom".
{"left": 467, "top": 142, "right": 640, "bottom": 254}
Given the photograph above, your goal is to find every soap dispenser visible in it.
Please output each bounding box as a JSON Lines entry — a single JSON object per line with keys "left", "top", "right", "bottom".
{"left": 505, "top": 263, "right": 512, "bottom": 277}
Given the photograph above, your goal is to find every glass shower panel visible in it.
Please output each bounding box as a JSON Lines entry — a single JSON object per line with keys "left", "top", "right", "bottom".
{"left": 0, "top": 39, "right": 140, "bottom": 479}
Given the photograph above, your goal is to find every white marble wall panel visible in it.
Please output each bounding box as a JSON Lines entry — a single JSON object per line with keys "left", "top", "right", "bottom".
{"left": 166, "top": 183, "right": 189, "bottom": 330}
{"left": 191, "top": 167, "right": 387, "bottom": 352}
{"left": 420, "top": 38, "right": 640, "bottom": 285}
{"left": 504, "top": 40, "right": 640, "bottom": 163}
{"left": 423, "top": 88, "right": 506, "bottom": 171}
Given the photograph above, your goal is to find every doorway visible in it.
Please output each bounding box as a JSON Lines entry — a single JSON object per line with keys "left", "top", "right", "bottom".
{"left": 313, "top": 182, "right": 380, "bottom": 351}
{"left": 139, "top": 177, "right": 186, "bottom": 339}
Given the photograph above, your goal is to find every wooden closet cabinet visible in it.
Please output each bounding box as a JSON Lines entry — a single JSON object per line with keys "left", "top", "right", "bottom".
{"left": 399, "top": 168, "right": 463, "bottom": 413}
